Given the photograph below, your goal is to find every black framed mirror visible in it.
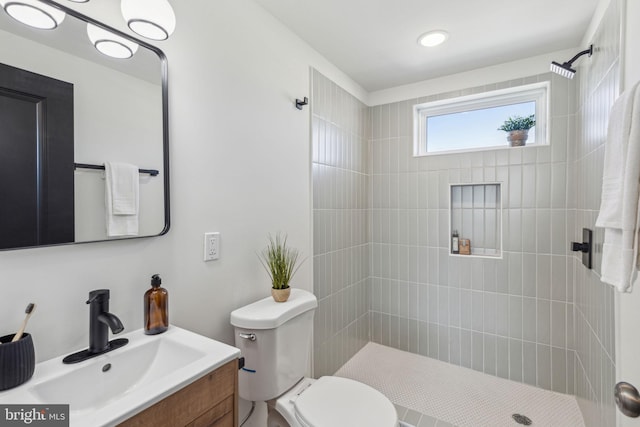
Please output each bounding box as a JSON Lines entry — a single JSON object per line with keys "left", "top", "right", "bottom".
{"left": 0, "top": 0, "right": 169, "bottom": 250}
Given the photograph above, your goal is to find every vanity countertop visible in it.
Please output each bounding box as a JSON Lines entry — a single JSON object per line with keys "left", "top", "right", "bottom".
{"left": 0, "top": 326, "right": 240, "bottom": 427}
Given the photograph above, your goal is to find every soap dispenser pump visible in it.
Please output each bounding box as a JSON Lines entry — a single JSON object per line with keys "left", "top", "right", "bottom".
{"left": 144, "top": 274, "right": 168, "bottom": 335}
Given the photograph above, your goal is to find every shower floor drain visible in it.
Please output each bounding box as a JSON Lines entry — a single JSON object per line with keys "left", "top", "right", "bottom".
{"left": 512, "top": 414, "right": 532, "bottom": 425}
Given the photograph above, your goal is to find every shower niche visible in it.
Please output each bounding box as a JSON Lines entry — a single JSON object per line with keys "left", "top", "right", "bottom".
{"left": 450, "top": 183, "right": 502, "bottom": 258}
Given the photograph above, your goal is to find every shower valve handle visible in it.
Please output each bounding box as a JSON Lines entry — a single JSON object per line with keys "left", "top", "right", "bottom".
{"left": 571, "top": 241, "right": 589, "bottom": 252}
{"left": 570, "top": 228, "right": 593, "bottom": 269}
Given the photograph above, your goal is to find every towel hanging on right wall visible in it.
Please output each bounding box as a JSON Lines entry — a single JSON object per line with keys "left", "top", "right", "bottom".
{"left": 595, "top": 81, "right": 640, "bottom": 292}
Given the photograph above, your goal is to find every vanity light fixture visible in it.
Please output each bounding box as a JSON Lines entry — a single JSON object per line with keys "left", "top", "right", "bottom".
{"left": 417, "top": 30, "right": 449, "bottom": 47}
{"left": 87, "top": 23, "right": 138, "bottom": 59}
{"left": 121, "top": 0, "right": 175, "bottom": 41}
{"left": 0, "top": 0, "right": 65, "bottom": 30}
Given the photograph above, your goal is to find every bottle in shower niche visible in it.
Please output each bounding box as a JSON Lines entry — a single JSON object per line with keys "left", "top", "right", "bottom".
{"left": 144, "top": 274, "right": 168, "bottom": 335}
{"left": 451, "top": 230, "right": 460, "bottom": 254}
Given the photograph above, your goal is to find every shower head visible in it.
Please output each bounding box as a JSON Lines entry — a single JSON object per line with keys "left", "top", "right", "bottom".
{"left": 550, "top": 45, "right": 593, "bottom": 79}
{"left": 550, "top": 61, "right": 577, "bottom": 79}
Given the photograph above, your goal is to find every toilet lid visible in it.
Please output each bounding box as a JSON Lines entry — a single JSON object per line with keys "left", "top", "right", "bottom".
{"left": 294, "top": 376, "right": 397, "bottom": 427}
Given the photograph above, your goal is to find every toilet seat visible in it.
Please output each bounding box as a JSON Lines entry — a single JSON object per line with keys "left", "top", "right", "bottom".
{"left": 292, "top": 376, "right": 398, "bottom": 427}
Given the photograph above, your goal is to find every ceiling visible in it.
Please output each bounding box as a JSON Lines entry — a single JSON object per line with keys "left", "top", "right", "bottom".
{"left": 252, "top": 0, "right": 600, "bottom": 92}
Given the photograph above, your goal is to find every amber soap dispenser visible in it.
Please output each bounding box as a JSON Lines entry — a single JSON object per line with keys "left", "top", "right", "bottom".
{"left": 144, "top": 274, "right": 168, "bottom": 335}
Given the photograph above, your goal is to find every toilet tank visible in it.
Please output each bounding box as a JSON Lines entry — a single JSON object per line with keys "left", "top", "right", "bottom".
{"left": 230, "top": 289, "right": 317, "bottom": 402}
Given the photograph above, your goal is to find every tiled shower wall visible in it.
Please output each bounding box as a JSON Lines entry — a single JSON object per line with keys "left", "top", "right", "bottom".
{"left": 572, "top": 0, "right": 620, "bottom": 425}
{"left": 369, "top": 73, "right": 576, "bottom": 394}
{"left": 312, "top": 4, "right": 621, "bottom": 411}
{"left": 311, "top": 69, "right": 370, "bottom": 377}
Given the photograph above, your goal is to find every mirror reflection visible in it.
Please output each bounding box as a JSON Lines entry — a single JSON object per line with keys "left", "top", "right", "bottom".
{"left": 0, "top": 2, "right": 168, "bottom": 250}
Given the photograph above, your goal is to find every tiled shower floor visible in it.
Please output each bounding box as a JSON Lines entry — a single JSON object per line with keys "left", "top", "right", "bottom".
{"left": 335, "top": 342, "right": 585, "bottom": 427}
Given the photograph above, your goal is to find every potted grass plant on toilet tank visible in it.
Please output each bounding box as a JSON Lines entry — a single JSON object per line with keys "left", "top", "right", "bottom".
{"left": 259, "top": 233, "right": 303, "bottom": 302}
{"left": 498, "top": 114, "right": 535, "bottom": 147}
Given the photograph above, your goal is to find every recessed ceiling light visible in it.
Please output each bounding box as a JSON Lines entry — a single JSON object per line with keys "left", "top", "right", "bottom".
{"left": 417, "top": 30, "right": 449, "bottom": 47}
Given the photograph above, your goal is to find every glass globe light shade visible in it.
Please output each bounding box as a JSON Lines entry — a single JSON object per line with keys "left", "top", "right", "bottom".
{"left": 121, "top": 0, "right": 175, "bottom": 41}
{"left": 87, "top": 23, "right": 139, "bottom": 59}
{"left": 0, "top": 0, "right": 65, "bottom": 29}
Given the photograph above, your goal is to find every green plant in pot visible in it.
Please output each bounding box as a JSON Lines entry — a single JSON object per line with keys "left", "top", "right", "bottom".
{"left": 259, "top": 233, "right": 302, "bottom": 302}
{"left": 498, "top": 114, "right": 535, "bottom": 147}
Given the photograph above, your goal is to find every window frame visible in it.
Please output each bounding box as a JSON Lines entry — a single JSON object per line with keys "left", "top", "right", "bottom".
{"left": 413, "top": 81, "right": 550, "bottom": 156}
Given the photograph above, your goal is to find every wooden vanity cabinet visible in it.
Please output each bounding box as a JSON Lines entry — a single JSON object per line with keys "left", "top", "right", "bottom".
{"left": 119, "top": 359, "right": 238, "bottom": 427}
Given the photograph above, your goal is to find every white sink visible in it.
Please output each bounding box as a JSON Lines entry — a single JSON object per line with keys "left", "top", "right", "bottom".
{"left": 0, "top": 326, "right": 240, "bottom": 426}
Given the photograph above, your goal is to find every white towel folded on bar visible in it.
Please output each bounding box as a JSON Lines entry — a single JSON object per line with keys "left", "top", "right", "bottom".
{"left": 105, "top": 162, "right": 139, "bottom": 237}
{"left": 595, "top": 81, "right": 640, "bottom": 292}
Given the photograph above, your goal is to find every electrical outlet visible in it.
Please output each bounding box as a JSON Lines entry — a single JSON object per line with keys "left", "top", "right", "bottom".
{"left": 204, "top": 232, "right": 220, "bottom": 261}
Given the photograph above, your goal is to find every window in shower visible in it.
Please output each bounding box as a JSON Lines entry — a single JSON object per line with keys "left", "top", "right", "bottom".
{"left": 413, "top": 82, "right": 549, "bottom": 156}
{"left": 450, "top": 183, "right": 502, "bottom": 258}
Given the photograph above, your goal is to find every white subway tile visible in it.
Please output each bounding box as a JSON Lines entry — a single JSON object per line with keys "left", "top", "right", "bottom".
{"left": 472, "top": 332, "right": 484, "bottom": 372}
{"left": 521, "top": 164, "right": 536, "bottom": 208}
{"left": 523, "top": 341, "right": 538, "bottom": 386}
{"left": 460, "top": 329, "right": 473, "bottom": 369}
{"left": 536, "top": 163, "right": 551, "bottom": 208}
{"left": 438, "top": 325, "right": 450, "bottom": 362}
{"left": 536, "top": 209, "right": 551, "bottom": 254}
{"left": 537, "top": 299, "right": 551, "bottom": 345}
{"left": 521, "top": 209, "right": 537, "bottom": 253}
{"left": 509, "top": 339, "right": 523, "bottom": 381}
{"left": 537, "top": 344, "right": 552, "bottom": 390}
{"left": 449, "top": 327, "right": 461, "bottom": 366}
{"left": 508, "top": 166, "right": 522, "bottom": 208}
{"left": 497, "top": 336, "right": 510, "bottom": 379}
{"left": 523, "top": 253, "right": 537, "bottom": 297}
{"left": 508, "top": 209, "right": 522, "bottom": 252}
{"left": 484, "top": 292, "right": 497, "bottom": 334}
{"left": 551, "top": 301, "right": 567, "bottom": 348}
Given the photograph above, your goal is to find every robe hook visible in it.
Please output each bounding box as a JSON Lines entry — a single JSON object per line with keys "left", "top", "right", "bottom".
{"left": 295, "top": 96, "right": 308, "bottom": 110}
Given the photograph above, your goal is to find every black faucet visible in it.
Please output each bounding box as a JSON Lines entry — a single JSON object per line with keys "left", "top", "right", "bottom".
{"left": 63, "top": 289, "right": 129, "bottom": 364}
{"left": 87, "top": 289, "right": 124, "bottom": 353}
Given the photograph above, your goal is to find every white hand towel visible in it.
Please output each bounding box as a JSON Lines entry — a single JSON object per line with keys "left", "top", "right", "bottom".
{"left": 105, "top": 162, "right": 139, "bottom": 237}
{"left": 595, "top": 81, "right": 640, "bottom": 292}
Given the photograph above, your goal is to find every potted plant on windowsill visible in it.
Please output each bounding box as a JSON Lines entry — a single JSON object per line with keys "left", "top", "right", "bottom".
{"left": 259, "top": 233, "right": 303, "bottom": 302}
{"left": 498, "top": 114, "right": 535, "bottom": 147}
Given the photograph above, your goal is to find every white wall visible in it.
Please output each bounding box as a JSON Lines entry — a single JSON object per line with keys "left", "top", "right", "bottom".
{"left": 0, "top": 0, "right": 365, "bottom": 363}
{"left": 368, "top": 48, "right": 579, "bottom": 106}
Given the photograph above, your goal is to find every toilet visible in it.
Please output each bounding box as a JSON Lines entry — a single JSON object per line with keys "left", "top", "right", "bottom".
{"left": 230, "top": 288, "right": 398, "bottom": 427}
